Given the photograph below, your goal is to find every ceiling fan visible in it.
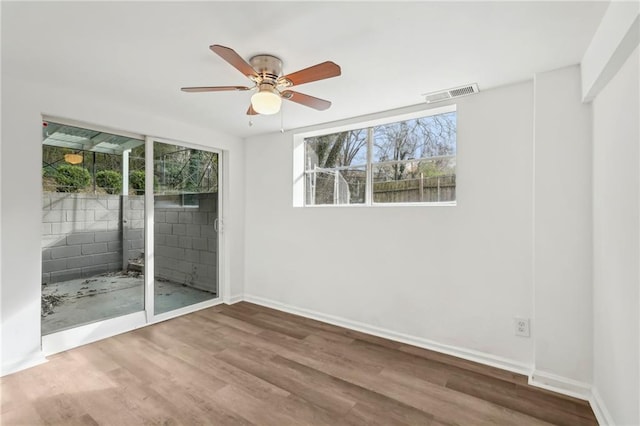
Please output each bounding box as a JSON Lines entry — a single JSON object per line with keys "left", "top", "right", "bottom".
{"left": 181, "top": 45, "right": 341, "bottom": 116}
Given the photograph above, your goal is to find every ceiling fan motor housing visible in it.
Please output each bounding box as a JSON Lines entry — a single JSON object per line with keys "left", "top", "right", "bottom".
{"left": 250, "top": 54, "right": 283, "bottom": 82}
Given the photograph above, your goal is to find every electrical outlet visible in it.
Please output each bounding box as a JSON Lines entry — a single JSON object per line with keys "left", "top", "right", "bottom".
{"left": 514, "top": 317, "right": 530, "bottom": 337}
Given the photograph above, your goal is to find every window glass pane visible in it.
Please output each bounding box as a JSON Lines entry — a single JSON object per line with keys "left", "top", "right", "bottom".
{"left": 41, "top": 121, "right": 145, "bottom": 335}
{"left": 372, "top": 112, "right": 457, "bottom": 163}
{"left": 153, "top": 142, "right": 219, "bottom": 315}
{"left": 372, "top": 157, "right": 456, "bottom": 203}
{"left": 305, "top": 129, "right": 368, "bottom": 170}
{"left": 299, "top": 108, "right": 456, "bottom": 207}
{"left": 306, "top": 167, "right": 366, "bottom": 205}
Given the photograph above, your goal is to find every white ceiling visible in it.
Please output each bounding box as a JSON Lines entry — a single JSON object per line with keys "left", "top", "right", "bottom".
{"left": 2, "top": 1, "right": 608, "bottom": 138}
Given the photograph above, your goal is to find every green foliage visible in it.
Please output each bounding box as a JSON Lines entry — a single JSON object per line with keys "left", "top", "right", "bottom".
{"left": 95, "top": 170, "right": 122, "bottom": 194}
{"left": 42, "top": 166, "right": 57, "bottom": 178}
{"left": 55, "top": 165, "right": 91, "bottom": 192}
{"left": 130, "top": 170, "right": 146, "bottom": 194}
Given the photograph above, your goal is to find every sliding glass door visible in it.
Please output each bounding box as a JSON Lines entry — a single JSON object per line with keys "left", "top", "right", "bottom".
{"left": 151, "top": 140, "right": 219, "bottom": 316}
{"left": 42, "top": 120, "right": 222, "bottom": 348}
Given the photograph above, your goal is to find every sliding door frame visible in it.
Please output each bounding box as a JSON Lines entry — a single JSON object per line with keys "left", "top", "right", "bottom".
{"left": 41, "top": 118, "right": 225, "bottom": 355}
{"left": 145, "top": 136, "right": 224, "bottom": 324}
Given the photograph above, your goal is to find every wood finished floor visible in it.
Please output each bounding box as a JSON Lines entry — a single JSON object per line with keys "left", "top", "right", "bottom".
{"left": 1, "top": 302, "right": 597, "bottom": 426}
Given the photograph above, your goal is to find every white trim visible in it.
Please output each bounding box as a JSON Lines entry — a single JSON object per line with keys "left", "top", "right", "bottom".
{"left": 144, "top": 136, "right": 155, "bottom": 322}
{"left": 300, "top": 201, "right": 457, "bottom": 209}
{"left": 528, "top": 369, "right": 592, "bottom": 400}
{"left": 1, "top": 352, "right": 48, "bottom": 377}
{"left": 243, "top": 294, "right": 531, "bottom": 376}
{"left": 220, "top": 150, "right": 231, "bottom": 304}
{"left": 227, "top": 294, "right": 244, "bottom": 304}
{"left": 42, "top": 311, "right": 147, "bottom": 356}
{"left": 149, "top": 136, "right": 224, "bottom": 157}
{"left": 531, "top": 71, "right": 539, "bottom": 383}
{"left": 42, "top": 114, "right": 144, "bottom": 141}
{"left": 590, "top": 387, "right": 615, "bottom": 426}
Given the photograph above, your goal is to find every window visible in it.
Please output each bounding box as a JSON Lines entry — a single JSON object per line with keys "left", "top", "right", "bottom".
{"left": 297, "top": 105, "right": 456, "bottom": 206}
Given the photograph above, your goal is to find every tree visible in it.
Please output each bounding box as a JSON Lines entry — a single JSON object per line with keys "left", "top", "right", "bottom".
{"left": 153, "top": 143, "right": 218, "bottom": 194}
{"left": 306, "top": 129, "right": 367, "bottom": 169}
{"left": 373, "top": 112, "right": 456, "bottom": 180}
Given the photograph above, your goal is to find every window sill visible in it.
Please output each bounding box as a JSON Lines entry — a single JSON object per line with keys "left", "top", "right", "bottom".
{"left": 298, "top": 201, "right": 457, "bottom": 208}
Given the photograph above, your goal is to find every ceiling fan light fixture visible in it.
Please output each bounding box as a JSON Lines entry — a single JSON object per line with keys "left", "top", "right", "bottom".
{"left": 251, "top": 85, "right": 282, "bottom": 115}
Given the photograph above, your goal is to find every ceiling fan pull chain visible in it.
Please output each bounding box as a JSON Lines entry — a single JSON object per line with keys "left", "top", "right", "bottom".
{"left": 248, "top": 117, "right": 253, "bottom": 127}
{"left": 280, "top": 106, "right": 284, "bottom": 133}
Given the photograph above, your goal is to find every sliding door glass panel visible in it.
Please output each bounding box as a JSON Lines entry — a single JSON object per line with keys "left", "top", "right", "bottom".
{"left": 41, "top": 121, "right": 145, "bottom": 335}
{"left": 153, "top": 142, "right": 219, "bottom": 315}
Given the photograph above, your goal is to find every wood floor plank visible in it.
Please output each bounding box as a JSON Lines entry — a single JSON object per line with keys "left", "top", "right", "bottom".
{"left": 238, "top": 329, "right": 554, "bottom": 425}
{"left": 212, "top": 385, "right": 300, "bottom": 426}
{"left": 215, "top": 348, "right": 357, "bottom": 417}
{"left": 238, "top": 303, "right": 403, "bottom": 349}
{"left": 268, "top": 354, "right": 438, "bottom": 426}
{"left": 445, "top": 372, "right": 597, "bottom": 426}
{"left": 398, "top": 343, "right": 529, "bottom": 385}
{"left": 219, "top": 309, "right": 311, "bottom": 340}
{"left": 0, "top": 302, "right": 598, "bottom": 426}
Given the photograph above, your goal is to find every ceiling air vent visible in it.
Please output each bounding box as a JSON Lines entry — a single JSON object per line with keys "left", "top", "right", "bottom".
{"left": 423, "top": 83, "right": 479, "bottom": 104}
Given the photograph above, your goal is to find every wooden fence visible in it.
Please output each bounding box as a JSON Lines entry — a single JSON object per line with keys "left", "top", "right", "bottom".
{"left": 373, "top": 175, "right": 456, "bottom": 203}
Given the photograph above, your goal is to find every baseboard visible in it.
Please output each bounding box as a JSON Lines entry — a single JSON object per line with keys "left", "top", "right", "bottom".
{"left": 1, "top": 352, "right": 48, "bottom": 377}
{"left": 589, "top": 387, "right": 615, "bottom": 425}
{"left": 226, "top": 294, "right": 244, "bottom": 304}
{"left": 528, "top": 369, "right": 592, "bottom": 400}
{"left": 243, "top": 294, "right": 532, "bottom": 377}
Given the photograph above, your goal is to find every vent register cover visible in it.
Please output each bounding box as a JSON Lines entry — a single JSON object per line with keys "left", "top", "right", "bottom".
{"left": 423, "top": 83, "right": 479, "bottom": 103}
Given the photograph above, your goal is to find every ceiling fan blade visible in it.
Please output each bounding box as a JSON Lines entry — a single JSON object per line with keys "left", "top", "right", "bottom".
{"left": 246, "top": 104, "right": 259, "bottom": 115}
{"left": 279, "top": 61, "right": 341, "bottom": 87}
{"left": 210, "top": 45, "right": 258, "bottom": 79}
{"left": 281, "top": 90, "right": 332, "bottom": 110}
{"left": 181, "top": 86, "right": 251, "bottom": 92}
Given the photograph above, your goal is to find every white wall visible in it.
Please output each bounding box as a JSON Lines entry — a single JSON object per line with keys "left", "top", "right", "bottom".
{"left": 532, "top": 65, "right": 593, "bottom": 392}
{"left": 0, "top": 73, "right": 245, "bottom": 375}
{"left": 245, "top": 81, "right": 536, "bottom": 369}
{"left": 592, "top": 46, "right": 639, "bottom": 426}
{"left": 581, "top": 1, "right": 639, "bottom": 102}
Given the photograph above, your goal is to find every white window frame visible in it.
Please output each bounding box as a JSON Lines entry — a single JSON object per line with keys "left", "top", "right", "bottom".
{"left": 293, "top": 104, "right": 457, "bottom": 207}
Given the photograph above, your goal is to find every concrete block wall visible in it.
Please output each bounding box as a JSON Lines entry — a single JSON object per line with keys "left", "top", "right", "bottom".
{"left": 154, "top": 193, "right": 218, "bottom": 293}
{"left": 42, "top": 193, "right": 144, "bottom": 284}
{"left": 124, "top": 196, "right": 145, "bottom": 262}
